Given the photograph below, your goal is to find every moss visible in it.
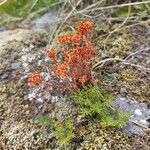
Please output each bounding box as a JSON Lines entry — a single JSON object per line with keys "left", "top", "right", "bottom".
{"left": 108, "top": 33, "right": 132, "bottom": 57}
{"left": 79, "top": 121, "right": 137, "bottom": 150}
{"left": 117, "top": 68, "right": 150, "bottom": 102}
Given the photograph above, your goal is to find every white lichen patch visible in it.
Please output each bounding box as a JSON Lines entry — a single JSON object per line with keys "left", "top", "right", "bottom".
{"left": 1, "top": 121, "right": 46, "bottom": 149}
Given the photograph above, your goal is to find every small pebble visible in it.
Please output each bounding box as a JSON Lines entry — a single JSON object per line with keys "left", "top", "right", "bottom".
{"left": 0, "top": 73, "right": 9, "bottom": 80}
{"left": 11, "top": 62, "right": 21, "bottom": 70}
{"left": 30, "top": 45, "right": 34, "bottom": 49}
{"left": 135, "top": 54, "right": 143, "bottom": 61}
{"left": 104, "top": 72, "right": 118, "bottom": 79}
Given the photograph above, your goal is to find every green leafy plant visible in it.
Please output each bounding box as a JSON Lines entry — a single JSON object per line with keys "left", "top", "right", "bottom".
{"left": 0, "top": 0, "right": 59, "bottom": 25}
{"left": 116, "top": 1, "right": 150, "bottom": 17}
{"left": 52, "top": 118, "right": 75, "bottom": 146}
{"left": 72, "top": 86, "right": 129, "bottom": 128}
{"left": 34, "top": 114, "right": 75, "bottom": 146}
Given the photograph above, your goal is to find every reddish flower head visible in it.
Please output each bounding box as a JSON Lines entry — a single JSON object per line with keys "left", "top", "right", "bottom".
{"left": 55, "top": 63, "right": 68, "bottom": 77}
{"left": 27, "top": 72, "right": 42, "bottom": 86}
{"left": 71, "top": 33, "right": 82, "bottom": 44}
{"left": 47, "top": 49, "right": 56, "bottom": 59}
{"left": 76, "top": 20, "right": 93, "bottom": 36}
{"left": 58, "top": 35, "right": 69, "bottom": 44}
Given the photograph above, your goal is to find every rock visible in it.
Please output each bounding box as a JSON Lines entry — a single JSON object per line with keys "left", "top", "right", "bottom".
{"left": 0, "top": 72, "right": 9, "bottom": 80}
{"left": 104, "top": 72, "right": 118, "bottom": 79}
{"left": 11, "top": 62, "right": 21, "bottom": 70}
{"left": 112, "top": 96, "right": 150, "bottom": 136}
{"left": 134, "top": 54, "right": 144, "bottom": 61}
{"left": 121, "top": 122, "right": 144, "bottom": 136}
{"left": 33, "top": 11, "right": 61, "bottom": 29}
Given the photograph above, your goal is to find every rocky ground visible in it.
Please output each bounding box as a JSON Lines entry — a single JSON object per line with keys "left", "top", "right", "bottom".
{"left": 0, "top": 11, "right": 150, "bottom": 150}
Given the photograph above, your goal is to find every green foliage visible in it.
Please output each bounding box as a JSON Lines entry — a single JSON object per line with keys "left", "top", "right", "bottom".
{"left": 0, "top": 0, "right": 59, "bottom": 25}
{"left": 0, "top": 0, "right": 59, "bottom": 17}
{"left": 34, "top": 114, "right": 75, "bottom": 146}
{"left": 116, "top": 1, "right": 150, "bottom": 17}
{"left": 72, "top": 86, "right": 129, "bottom": 128}
{"left": 52, "top": 118, "right": 75, "bottom": 146}
{"left": 116, "top": 7, "right": 130, "bottom": 17}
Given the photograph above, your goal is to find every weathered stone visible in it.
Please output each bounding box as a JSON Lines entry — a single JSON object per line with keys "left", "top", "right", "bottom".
{"left": 112, "top": 96, "right": 150, "bottom": 136}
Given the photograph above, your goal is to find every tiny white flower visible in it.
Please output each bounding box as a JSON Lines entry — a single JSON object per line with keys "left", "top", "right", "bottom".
{"left": 135, "top": 109, "right": 142, "bottom": 116}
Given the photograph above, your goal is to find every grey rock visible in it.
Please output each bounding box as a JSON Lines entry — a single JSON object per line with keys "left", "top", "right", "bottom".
{"left": 0, "top": 72, "right": 9, "bottom": 80}
{"left": 11, "top": 62, "right": 21, "bottom": 70}
{"left": 112, "top": 96, "right": 150, "bottom": 136}
{"left": 34, "top": 11, "right": 60, "bottom": 29}
{"left": 104, "top": 72, "right": 118, "bottom": 79}
{"left": 134, "top": 54, "right": 144, "bottom": 61}
{"left": 121, "top": 122, "right": 144, "bottom": 136}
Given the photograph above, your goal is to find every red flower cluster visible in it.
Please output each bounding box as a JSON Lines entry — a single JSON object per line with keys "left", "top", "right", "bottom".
{"left": 58, "top": 33, "right": 82, "bottom": 45}
{"left": 75, "top": 20, "right": 93, "bottom": 36}
{"left": 27, "top": 72, "right": 42, "bottom": 86}
{"left": 27, "top": 20, "right": 96, "bottom": 89}
{"left": 55, "top": 20, "right": 95, "bottom": 87}
{"left": 47, "top": 49, "right": 56, "bottom": 59}
{"left": 55, "top": 63, "right": 68, "bottom": 77}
